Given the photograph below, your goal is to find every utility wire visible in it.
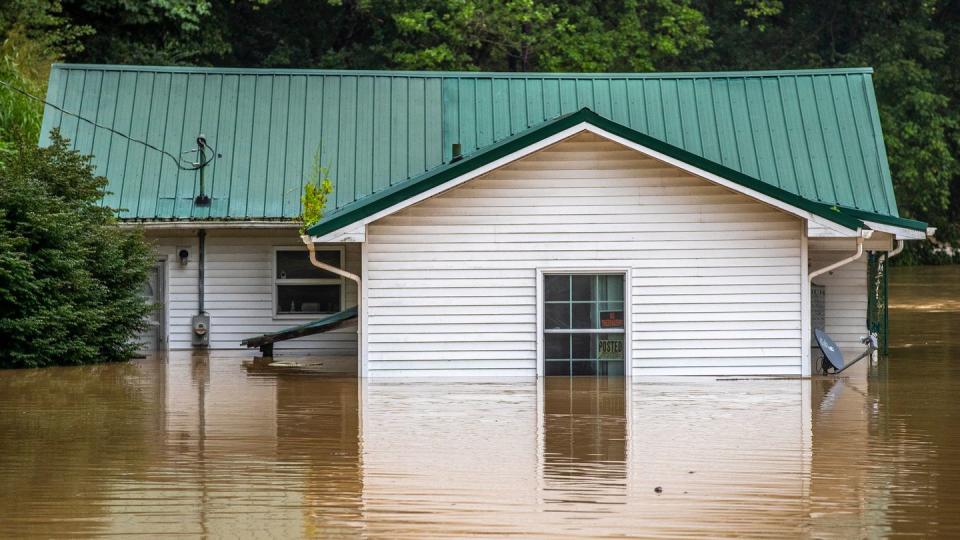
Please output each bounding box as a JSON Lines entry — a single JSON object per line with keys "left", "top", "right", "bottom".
{"left": 0, "top": 78, "right": 216, "bottom": 171}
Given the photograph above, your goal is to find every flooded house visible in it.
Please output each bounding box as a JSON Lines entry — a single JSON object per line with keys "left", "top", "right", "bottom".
{"left": 40, "top": 64, "right": 931, "bottom": 378}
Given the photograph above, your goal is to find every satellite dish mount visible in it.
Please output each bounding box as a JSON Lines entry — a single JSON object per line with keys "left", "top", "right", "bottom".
{"left": 814, "top": 328, "right": 878, "bottom": 375}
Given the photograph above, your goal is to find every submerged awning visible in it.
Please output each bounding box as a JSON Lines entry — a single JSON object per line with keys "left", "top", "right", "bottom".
{"left": 241, "top": 306, "right": 358, "bottom": 352}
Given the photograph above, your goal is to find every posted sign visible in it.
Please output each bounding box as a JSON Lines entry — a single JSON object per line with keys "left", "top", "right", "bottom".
{"left": 598, "top": 338, "right": 624, "bottom": 359}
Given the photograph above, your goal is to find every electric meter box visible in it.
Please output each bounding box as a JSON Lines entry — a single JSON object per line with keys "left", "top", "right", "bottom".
{"left": 191, "top": 313, "right": 210, "bottom": 347}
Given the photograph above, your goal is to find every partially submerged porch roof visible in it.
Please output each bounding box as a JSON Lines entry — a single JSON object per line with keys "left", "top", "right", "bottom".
{"left": 307, "top": 108, "right": 926, "bottom": 237}
{"left": 42, "top": 64, "right": 904, "bottom": 222}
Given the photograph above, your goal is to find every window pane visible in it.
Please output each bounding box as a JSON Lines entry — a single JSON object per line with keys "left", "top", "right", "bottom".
{"left": 571, "top": 302, "right": 595, "bottom": 329}
{"left": 277, "top": 284, "right": 341, "bottom": 314}
{"left": 597, "top": 274, "right": 624, "bottom": 302}
{"left": 545, "top": 303, "right": 570, "bottom": 329}
{"left": 276, "top": 250, "right": 340, "bottom": 280}
{"left": 598, "top": 360, "right": 625, "bottom": 376}
{"left": 545, "top": 360, "right": 571, "bottom": 376}
{"left": 545, "top": 333, "right": 570, "bottom": 360}
{"left": 544, "top": 275, "right": 569, "bottom": 301}
{"left": 572, "top": 275, "right": 595, "bottom": 301}
{"left": 598, "top": 305, "right": 624, "bottom": 329}
{"left": 571, "top": 360, "right": 596, "bottom": 376}
{"left": 571, "top": 333, "right": 591, "bottom": 359}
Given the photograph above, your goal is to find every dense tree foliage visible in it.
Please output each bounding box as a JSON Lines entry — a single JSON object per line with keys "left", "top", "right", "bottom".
{"left": 0, "top": 0, "right": 957, "bottom": 257}
{"left": 0, "top": 133, "right": 153, "bottom": 368}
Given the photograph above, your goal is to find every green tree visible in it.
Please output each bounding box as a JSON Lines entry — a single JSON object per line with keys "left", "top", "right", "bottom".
{"left": 0, "top": 0, "right": 90, "bottom": 150}
{"left": 61, "top": 0, "right": 229, "bottom": 64}
{"left": 0, "top": 131, "right": 153, "bottom": 368}
{"left": 201, "top": 0, "right": 710, "bottom": 72}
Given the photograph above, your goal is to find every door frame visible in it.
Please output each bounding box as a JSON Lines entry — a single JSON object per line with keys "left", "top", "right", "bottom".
{"left": 535, "top": 267, "right": 633, "bottom": 380}
{"left": 154, "top": 255, "right": 168, "bottom": 350}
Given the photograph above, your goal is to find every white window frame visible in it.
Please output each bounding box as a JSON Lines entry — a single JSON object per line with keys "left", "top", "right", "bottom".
{"left": 536, "top": 268, "right": 632, "bottom": 379}
{"left": 272, "top": 246, "right": 345, "bottom": 319}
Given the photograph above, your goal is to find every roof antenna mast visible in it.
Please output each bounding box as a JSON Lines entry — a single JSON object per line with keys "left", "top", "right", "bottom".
{"left": 185, "top": 134, "right": 213, "bottom": 206}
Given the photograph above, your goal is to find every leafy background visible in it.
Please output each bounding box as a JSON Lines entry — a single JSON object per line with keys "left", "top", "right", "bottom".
{"left": 2, "top": 0, "right": 957, "bottom": 261}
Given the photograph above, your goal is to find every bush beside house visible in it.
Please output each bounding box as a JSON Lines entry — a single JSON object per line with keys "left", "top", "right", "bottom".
{"left": 0, "top": 132, "right": 152, "bottom": 368}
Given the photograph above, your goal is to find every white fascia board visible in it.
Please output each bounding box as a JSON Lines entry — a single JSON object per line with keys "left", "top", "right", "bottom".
{"left": 313, "top": 224, "right": 366, "bottom": 243}
{"left": 862, "top": 220, "right": 927, "bottom": 240}
{"left": 582, "top": 125, "right": 861, "bottom": 236}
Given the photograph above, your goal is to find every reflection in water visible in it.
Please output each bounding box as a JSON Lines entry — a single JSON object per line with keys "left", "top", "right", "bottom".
{"left": 542, "top": 377, "right": 627, "bottom": 510}
{"left": 0, "top": 266, "right": 958, "bottom": 537}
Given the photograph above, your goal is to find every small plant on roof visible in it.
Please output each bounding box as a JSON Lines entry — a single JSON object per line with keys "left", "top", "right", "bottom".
{"left": 299, "top": 151, "right": 333, "bottom": 235}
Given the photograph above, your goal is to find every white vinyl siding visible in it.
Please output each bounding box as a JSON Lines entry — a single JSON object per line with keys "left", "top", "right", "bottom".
{"left": 364, "top": 132, "right": 804, "bottom": 377}
{"left": 148, "top": 229, "right": 359, "bottom": 353}
{"left": 809, "top": 239, "right": 869, "bottom": 375}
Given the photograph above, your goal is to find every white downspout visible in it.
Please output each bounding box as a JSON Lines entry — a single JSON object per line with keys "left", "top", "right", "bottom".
{"left": 809, "top": 232, "right": 869, "bottom": 282}
{"left": 301, "top": 234, "right": 363, "bottom": 364}
{"left": 300, "top": 234, "right": 362, "bottom": 285}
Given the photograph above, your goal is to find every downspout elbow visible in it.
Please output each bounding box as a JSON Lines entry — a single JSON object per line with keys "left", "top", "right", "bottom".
{"left": 300, "top": 234, "right": 361, "bottom": 287}
{"left": 888, "top": 239, "right": 905, "bottom": 259}
{"left": 810, "top": 234, "right": 865, "bottom": 283}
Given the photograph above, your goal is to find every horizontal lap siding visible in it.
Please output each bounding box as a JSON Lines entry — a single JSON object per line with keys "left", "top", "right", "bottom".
{"left": 149, "top": 230, "right": 359, "bottom": 353}
{"left": 365, "top": 133, "right": 803, "bottom": 377}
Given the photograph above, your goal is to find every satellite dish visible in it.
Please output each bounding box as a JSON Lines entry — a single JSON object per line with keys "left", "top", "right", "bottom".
{"left": 814, "top": 329, "right": 845, "bottom": 371}
{"left": 814, "top": 328, "right": 878, "bottom": 375}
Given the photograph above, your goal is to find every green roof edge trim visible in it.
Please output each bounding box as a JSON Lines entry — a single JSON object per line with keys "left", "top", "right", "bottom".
{"left": 307, "top": 108, "right": 866, "bottom": 236}
{"left": 836, "top": 207, "right": 927, "bottom": 231}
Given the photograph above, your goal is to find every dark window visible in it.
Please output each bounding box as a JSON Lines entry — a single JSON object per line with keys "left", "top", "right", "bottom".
{"left": 275, "top": 249, "right": 343, "bottom": 315}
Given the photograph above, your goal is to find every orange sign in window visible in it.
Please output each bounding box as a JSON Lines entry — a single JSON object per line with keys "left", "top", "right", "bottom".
{"left": 599, "top": 311, "right": 624, "bottom": 328}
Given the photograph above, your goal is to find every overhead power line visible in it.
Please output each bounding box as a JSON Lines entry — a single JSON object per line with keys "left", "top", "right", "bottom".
{"left": 0, "top": 78, "right": 217, "bottom": 171}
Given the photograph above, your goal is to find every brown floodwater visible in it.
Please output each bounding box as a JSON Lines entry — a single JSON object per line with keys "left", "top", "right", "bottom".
{"left": 0, "top": 266, "right": 958, "bottom": 538}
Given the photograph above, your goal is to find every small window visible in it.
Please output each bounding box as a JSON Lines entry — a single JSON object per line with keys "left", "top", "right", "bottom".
{"left": 274, "top": 248, "right": 343, "bottom": 316}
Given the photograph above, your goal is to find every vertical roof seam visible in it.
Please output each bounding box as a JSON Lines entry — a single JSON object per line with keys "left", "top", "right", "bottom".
{"left": 826, "top": 75, "right": 859, "bottom": 209}
{"left": 742, "top": 79, "right": 764, "bottom": 183}
{"left": 102, "top": 72, "right": 122, "bottom": 208}
{"left": 843, "top": 75, "right": 882, "bottom": 213}
{"left": 674, "top": 78, "right": 685, "bottom": 148}
{"left": 86, "top": 71, "right": 103, "bottom": 175}
{"left": 808, "top": 77, "right": 839, "bottom": 203}
{"left": 131, "top": 70, "right": 152, "bottom": 217}
{"left": 723, "top": 78, "right": 743, "bottom": 171}
{"left": 789, "top": 77, "right": 822, "bottom": 202}
{"left": 282, "top": 75, "right": 293, "bottom": 213}
{"left": 757, "top": 77, "right": 783, "bottom": 189}
{"left": 225, "top": 75, "right": 241, "bottom": 217}
{"left": 690, "top": 79, "right": 704, "bottom": 156}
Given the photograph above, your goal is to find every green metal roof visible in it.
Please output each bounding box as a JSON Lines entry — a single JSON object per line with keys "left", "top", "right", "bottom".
{"left": 40, "top": 64, "right": 900, "bottom": 221}
{"left": 308, "top": 108, "right": 870, "bottom": 236}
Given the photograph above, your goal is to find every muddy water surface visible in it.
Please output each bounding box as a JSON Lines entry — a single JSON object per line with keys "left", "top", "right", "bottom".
{"left": 0, "top": 266, "right": 957, "bottom": 538}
